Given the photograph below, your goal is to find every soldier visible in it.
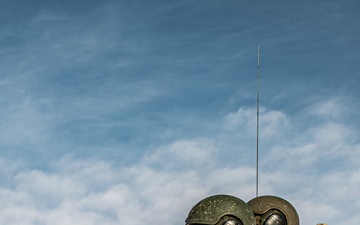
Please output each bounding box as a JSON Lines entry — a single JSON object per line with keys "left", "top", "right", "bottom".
{"left": 247, "top": 196, "right": 299, "bottom": 225}
{"left": 185, "top": 195, "right": 256, "bottom": 225}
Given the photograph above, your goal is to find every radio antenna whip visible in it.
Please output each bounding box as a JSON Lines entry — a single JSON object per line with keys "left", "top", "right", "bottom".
{"left": 256, "top": 45, "right": 260, "bottom": 197}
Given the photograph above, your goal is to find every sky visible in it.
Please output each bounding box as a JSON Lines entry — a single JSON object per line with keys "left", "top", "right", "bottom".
{"left": 0, "top": 0, "right": 360, "bottom": 224}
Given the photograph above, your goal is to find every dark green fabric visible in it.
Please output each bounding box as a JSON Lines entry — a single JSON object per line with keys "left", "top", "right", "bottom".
{"left": 186, "top": 195, "right": 256, "bottom": 225}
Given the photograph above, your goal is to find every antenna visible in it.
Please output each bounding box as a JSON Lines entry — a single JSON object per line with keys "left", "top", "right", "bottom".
{"left": 256, "top": 45, "right": 260, "bottom": 197}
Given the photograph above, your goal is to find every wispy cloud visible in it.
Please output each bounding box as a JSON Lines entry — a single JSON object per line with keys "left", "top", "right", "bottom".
{"left": 0, "top": 1, "right": 359, "bottom": 225}
{"left": 0, "top": 96, "right": 359, "bottom": 225}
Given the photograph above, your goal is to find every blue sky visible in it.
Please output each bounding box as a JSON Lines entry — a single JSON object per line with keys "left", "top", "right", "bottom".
{"left": 0, "top": 0, "right": 359, "bottom": 224}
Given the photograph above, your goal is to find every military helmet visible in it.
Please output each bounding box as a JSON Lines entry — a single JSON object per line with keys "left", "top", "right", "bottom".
{"left": 247, "top": 196, "right": 299, "bottom": 225}
{"left": 185, "top": 195, "right": 256, "bottom": 225}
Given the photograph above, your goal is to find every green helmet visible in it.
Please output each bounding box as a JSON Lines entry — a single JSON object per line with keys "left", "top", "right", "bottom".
{"left": 247, "top": 196, "right": 299, "bottom": 225}
{"left": 185, "top": 195, "right": 256, "bottom": 225}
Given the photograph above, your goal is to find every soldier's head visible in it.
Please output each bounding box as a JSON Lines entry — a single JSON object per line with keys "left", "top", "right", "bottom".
{"left": 185, "top": 195, "right": 256, "bottom": 225}
{"left": 247, "top": 196, "right": 299, "bottom": 225}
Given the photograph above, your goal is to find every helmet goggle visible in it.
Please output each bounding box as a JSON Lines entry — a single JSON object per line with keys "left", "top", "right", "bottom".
{"left": 217, "top": 216, "right": 243, "bottom": 225}
{"left": 256, "top": 209, "right": 287, "bottom": 225}
{"left": 186, "top": 216, "right": 244, "bottom": 225}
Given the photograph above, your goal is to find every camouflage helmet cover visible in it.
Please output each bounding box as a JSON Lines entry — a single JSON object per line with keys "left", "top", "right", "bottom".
{"left": 186, "top": 195, "right": 256, "bottom": 225}
{"left": 247, "top": 196, "right": 299, "bottom": 225}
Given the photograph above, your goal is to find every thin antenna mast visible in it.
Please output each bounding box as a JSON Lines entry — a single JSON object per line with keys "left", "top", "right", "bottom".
{"left": 256, "top": 45, "right": 260, "bottom": 197}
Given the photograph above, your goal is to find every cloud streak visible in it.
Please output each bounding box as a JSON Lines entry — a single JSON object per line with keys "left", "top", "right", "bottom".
{"left": 0, "top": 97, "right": 359, "bottom": 225}
{"left": 0, "top": 1, "right": 359, "bottom": 225}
